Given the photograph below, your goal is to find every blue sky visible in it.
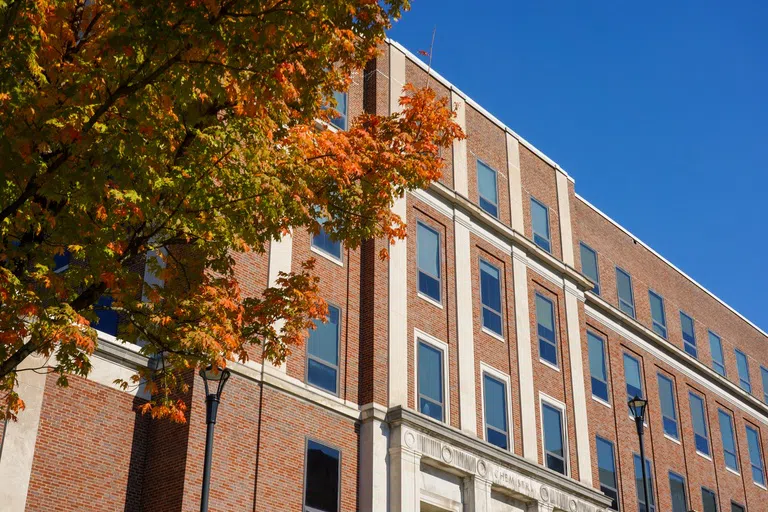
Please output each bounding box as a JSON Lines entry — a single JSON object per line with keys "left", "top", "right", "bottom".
{"left": 388, "top": 1, "right": 768, "bottom": 331}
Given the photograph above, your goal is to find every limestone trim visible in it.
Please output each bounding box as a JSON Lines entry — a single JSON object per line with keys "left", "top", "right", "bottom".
{"left": 479, "top": 362, "right": 515, "bottom": 454}
{"left": 267, "top": 232, "right": 293, "bottom": 373}
{"left": 555, "top": 172, "right": 575, "bottom": 267}
{"left": 585, "top": 297, "right": 768, "bottom": 423}
{"left": 454, "top": 210, "right": 478, "bottom": 434}
{"left": 451, "top": 91, "right": 468, "bottom": 197}
{"left": 387, "top": 407, "right": 612, "bottom": 511}
{"left": 506, "top": 133, "right": 525, "bottom": 232}
{"left": 413, "top": 329, "right": 452, "bottom": 425}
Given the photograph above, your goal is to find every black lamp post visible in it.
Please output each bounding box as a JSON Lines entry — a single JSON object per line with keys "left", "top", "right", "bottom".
{"left": 628, "top": 396, "right": 649, "bottom": 512}
{"left": 199, "top": 365, "right": 231, "bottom": 512}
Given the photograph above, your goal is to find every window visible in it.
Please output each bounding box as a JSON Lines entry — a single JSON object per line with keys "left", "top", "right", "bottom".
{"left": 307, "top": 305, "right": 340, "bottom": 394}
{"left": 762, "top": 367, "right": 768, "bottom": 403}
{"left": 417, "top": 340, "right": 445, "bottom": 422}
{"left": 701, "top": 488, "right": 718, "bottom": 512}
{"left": 689, "top": 392, "right": 711, "bottom": 456}
{"left": 580, "top": 243, "right": 600, "bottom": 294}
{"left": 53, "top": 250, "right": 71, "bottom": 272}
{"left": 477, "top": 160, "right": 498, "bottom": 217}
{"left": 633, "top": 455, "right": 656, "bottom": 512}
{"left": 588, "top": 331, "right": 610, "bottom": 403}
{"left": 480, "top": 260, "right": 503, "bottom": 337}
{"left": 615, "top": 267, "right": 635, "bottom": 318}
{"left": 680, "top": 311, "right": 698, "bottom": 358}
{"left": 328, "top": 91, "right": 347, "bottom": 130}
{"left": 417, "top": 222, "right": 441, "bottom": 303}
{"left": 542, "top": 401, "right": 566, "bottom": 475}
{"left": 596, "top": 436, "right": 619, "bottom": 510}
{"left": 746, "top": 425, "right": 766, "bottom": 486}
{"left": 536, "top": 294, "right": 558, "bottom": 367}
{"left": 735, "top": 350, "right": 752, "bottom": 393}
{"left": 530, "top": 198, "right": 551, "bottom": 252}
{"left": 709, "top": 331, "right": 726, "bottom": 376}
{"left": 731, "top": 502, "right": 745, "bottom": 512}
{"left": 312, "top": 218, "right": 342, "bottom": 261}
{"left": 303, "top": 439, "right": 340, "bottom": 512}
{"left": 624, "top": 353, "right": 644, "bottom": 403}
{"left": 657, "top": 374, "right": 679, "bottom": 439}
{"left": 483, "top": 373, "right": 509, "bottom": 450}
{"left": 648, "top": 291, "right": 667, "bottom": 338}
{"left": 718, "top": 409, "right": 739, "bottom": 472}
{"left": 669, "top": 472, "right": 688, "bottom": 512}
{"left": 94, "top": 295, "right": 118, "bottom": 336}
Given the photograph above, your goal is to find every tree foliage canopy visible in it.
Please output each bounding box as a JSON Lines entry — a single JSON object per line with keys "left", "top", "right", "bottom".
{"left": 0, "top": 0, "right": 462, "bottom": 422}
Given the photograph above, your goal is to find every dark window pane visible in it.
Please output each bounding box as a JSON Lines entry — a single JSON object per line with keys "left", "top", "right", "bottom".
{"left": 669, "top": 473, "right": 688, "bottom": 512}
{"left": 718, "top": 410, "right": 738, "bottom": 472}
{"left": 417, "top": 223, "right": 441, "bottom": 303}
{"left": 480, "top": 260, "right": 503, "bottom": 336}
{"left": 735, "top": 350, "right": 752, "bottom": 393}
{"left": 419, "top": 397, "right": 443, "bottom": 421}
{"left": 701, "top": 488, "right": 718, "bottom": 512}
{"left": 731, "top": 503, "right": 745, "bottom": 512}
{"left": 531, "top": 199, "right": 551, "bottom": 252}
{"left": 690, "top": 393, "right": 709, "bottom": 456}
{"left": 312, "top": 218, "right": 342, "bottom": 260}
{"left": 589, "top": 332, "right": 609, "bottom": 402}
{"left": 329, "top": 91, "right": 347, "bottom": 130}
{"left": 305, "top": 440, "right": 340, "bottom": 512}
{"left": 418, "top": 341, "right": 444, "bottom": 422}
{"left": 477, "top": 161, "right": 498, "bottom": 217}
{"left": 307, "top": 359, "right": 337, "bottom": 394}
{"left": 616, "top": 268, "right": 635, "bottom": 318}
{"left": 649, "top": 291, "right": 667, "bottom": 338}
{"left": 634, "top": 455, "right": 655, "bottom": 512}
{"left": 709, "top": 331, "right": 726, "bottom": 376}
{"left": 657, "top": 374, "right": 678, "bottom": 439}
{"left": 54, "top": 250, "right": 71, "bottom": 271}
{"left": 418, "top": 273, "right": 441, "bottom": 303}
{"left": 680, "top": 312, "right": 697, "bottom": 357}
{"left": 94, "top": 295, "right": 118, "bottom": 336}
{"left": 308, "top": 306, "right": 340, "bottom": 366}
{"left": 580, "top": 243, "right": 600, "bottom": 294}
{"left": 624, "top": 354, "right": 643, "bottom": 402}
{"left": 543, "top": 403, "right": 565, "bottom": 474}
{"left": 486, "top": 428, "right": 508, "bottom": 450}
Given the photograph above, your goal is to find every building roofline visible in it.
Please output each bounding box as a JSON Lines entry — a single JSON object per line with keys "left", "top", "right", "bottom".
{"left": 575, "top": 193, "right": 768, "bottom": 339}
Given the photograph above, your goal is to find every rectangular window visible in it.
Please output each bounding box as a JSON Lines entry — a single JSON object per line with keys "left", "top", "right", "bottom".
{"left": 579, "top": 243, "right": 600, "bottom": 294}
{"left": 477, "top": 160, "right": 499, "bottom": 217}
{"left": 701, "top": 488, "right": 718, "bottom": 512}
{"left": 718, "top": 409, "right": 739, "bottom": 472}
{"left": 483, "top": 373, "right": 509, "bottom": 450}
{"left": 303, "top": 439, "right": 340, "bottom": 512}
{"left": 616, "top": 267, "right": 635, "bottom": 318}
{"left": 542, "top": 402, "right": 566, "bottom": 475}
{"left": 746, "top": 425, "right": 766, "bottom": 487}
{"left": 307, "top": 305, "right": 340, "bottom": 394}
{"left": 417, "top": 222, "right": 441, "bottom": 303}
{"left": 762, "top": 367, "right": 768, "bottom": 403}
{"left": 53, "top": 249, "right": 71, "bottom": 272}
{"left": 596, "top": 436, "right": 619, "bottom": 510}
{"left": 731, "top": 503, "right": 745, "bottom": 512}
{"left": 94, "top": 295, "right": 118, "bottom": 336}
{"left": 312, "top": 218, "right": 342, "bottom": 261}
{"left": 689, "top": 392, "right": 711, "bottom": 456}
{"left": 417, "top": 340, "right": 445, "bottom": 422}
{"left": 669, "top": 472, "right": 688, "bottom": 512}
{"left": 657, "top": 374, "right": 679, "bottom": 439}
{"left": 648, "top": 290, "right": 667, "bottom": 338}
{"left": 709, "top": 331, "right": 726, "bottom": 376}
{"left": 531, "top": 198, "right": 551, "bottom": 253}
{"left": 735, "top": 349, "right": 752, "bottom": 393}
{"left": 480, "top": 259, "right": 503, "bottom": 337}
{"left": 536, "top": 294, "right": 558, "bottom": 367}
{"left": 329, "top": 90, "right": 347, "bottom": 130}
{"left": 588, "top": 331, "right": 609, "bottom": 403}
{"left": 680, "top": 311, "right": 698, "bottom": 358}
{"left": 624, "top": 353, "right": 644, "bottom": 403}
{"left": 634, "top": 455, "right": 656, "bottom": 512}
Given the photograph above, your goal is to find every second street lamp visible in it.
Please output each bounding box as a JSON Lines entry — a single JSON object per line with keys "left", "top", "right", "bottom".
{"left": 628, "top": 396, "right": 650, "bottom": 512}
{"left": 199, "top": 365, "right": 231, "bottom": 512}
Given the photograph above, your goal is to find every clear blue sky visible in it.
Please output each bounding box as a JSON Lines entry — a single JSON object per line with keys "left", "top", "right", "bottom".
{"left": 388, "top": 1, "right": 768, "bottom": 331}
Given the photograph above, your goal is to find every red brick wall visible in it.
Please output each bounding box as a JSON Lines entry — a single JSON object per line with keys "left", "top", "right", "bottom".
{"left": 520, "top": 145, "right": 562, "bottom": 259}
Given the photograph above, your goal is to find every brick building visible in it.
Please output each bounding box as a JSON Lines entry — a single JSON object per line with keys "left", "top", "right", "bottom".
{"left": 1, "top": 39, "right": 767, "bottom": 512}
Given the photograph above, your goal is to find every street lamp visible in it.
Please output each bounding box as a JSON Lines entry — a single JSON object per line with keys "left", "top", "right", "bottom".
{"left": 199, "top": 365, "right": 231, "bottom": 512}
{"left": 628, "top": 396, "right": 649, "bottom": 512}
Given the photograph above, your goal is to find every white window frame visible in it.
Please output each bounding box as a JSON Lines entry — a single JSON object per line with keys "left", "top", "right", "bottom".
{"left": 539, "top": 393, "right": 569, "bottom": 476}
{"left": 480, "top": 362, "right": 514, "bottom": 452}
{"left": 414, "top": 328, "right": 450, "bottom": 424}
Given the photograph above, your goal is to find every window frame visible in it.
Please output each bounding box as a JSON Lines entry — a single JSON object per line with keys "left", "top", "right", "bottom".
{"left": 689, "top": 391, "right": 711, "bottom": 458}
{"left": 595, "top": 436, "right": 620, "bottom": 511}
{"left": 530, "top": 197, "right": 552, "bottom": 253}
{"left": 761, "top": 366, "right": 768, "bottom": 404}
{"left": 479, "top": 257, "right": 504, "bottom": 339}
{"left": 535, "top": 292, "right": 559, "bottom": 369}
{"left": 735, "top": 349, "right": 752, "bottom": 393}
{"left": 328, "top": 90, "right": 348, "bottom": 131}
{"left": 416, "top": 221, "right": 442, "bottom": 306}
{"left": 731, "top": 502, "right": 745, "bottom": 512}
{"left": 615, "top": 266, "right": 636, "bottom": 318}
{"left": 709, "top": 330, "right": 726, "bottom": 377}
{"left": 746, "top": 424, "right": 766, "bottom": 488}
{"left": 668, "top": 471, "right": 688, "bottom": 512}
{"left": 633, "top": 454, "right": 656, "bottom": 512}
{"left": 305, "top": 303, "right": 342, "bottom": 396}
{"left": 701, "top": 487, "right": 718, "bottom": 512}
{"left": 680, "top": 311, "right": 698, "bottom": 358}
{"left": 476, "top": 159, "right": 499, "bottom": 218}
{"left": 588, "top": 330, "right": 610, "bottom": 405}
{"left": 657, "top": 373, "right": 680, "bottom": 441}
{"left": 311, "top": 218, "right": 343, "bottom": 264}
{"left": 648, "top": 289, "right": 668, "bottom": 339}
{"left": 414, "top": 329, "right": 449, "bottom": 424}
{"left": 623, "top": 352, "right": 644, "bottom": 405}
{"left": 718, "top": 408, "right": 740, "bottom": 474}
{"left": 480, "top": 363, "right": 513, "bottom": 452}
{"left": 540, "top": 393, "right": 569, "bottom": 476}
{"left": 302, "top": 437, "right": 342, "bottom": 512}
{"left": 579, "top": 242, "right": 600, "bottom": 294}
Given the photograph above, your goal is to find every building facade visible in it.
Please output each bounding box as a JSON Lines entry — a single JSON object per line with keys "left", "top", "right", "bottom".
{"left": 1, "top": 40, "right": 767, "bottom": 512}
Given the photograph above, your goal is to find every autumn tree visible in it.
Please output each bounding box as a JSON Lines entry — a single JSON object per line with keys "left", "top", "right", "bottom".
{"left": 0, "top": 0, "right": 463, "bottom": 422}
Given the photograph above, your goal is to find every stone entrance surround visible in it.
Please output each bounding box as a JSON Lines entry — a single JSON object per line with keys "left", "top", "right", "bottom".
{"left": 386, "top": 407, "right": 611, "bottom": 512}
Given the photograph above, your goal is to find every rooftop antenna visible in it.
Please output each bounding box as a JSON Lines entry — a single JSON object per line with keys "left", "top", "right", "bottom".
{"left": 418, "top": 26, "right": 437, "bottom": 88}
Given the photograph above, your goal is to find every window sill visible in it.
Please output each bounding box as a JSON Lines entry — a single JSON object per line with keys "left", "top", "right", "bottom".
{"left": 591, "top": 395, "right": 612, "bottom": 409}
{"left": 481, "top": 327, "right": 505, "bottom": 342}
{"left": 310, "top": 245, "right": 344, "bottom": 267}
{"left": 663, "top": 434, "right": 681, "bottom": 445}
{"left": 696, "top": 450, "right": 713, "bottom": 462}
{"left": 753, "top": 481, "right": 767, "bottom": 491}
{"left": 417, "top": 292, "right": 444, "bottom": 310}
{"left": 726, "top": 467, "right": 741, "bottom": 477}
{"left": 539, "top": 359, "right": 560, "bottom": 372}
